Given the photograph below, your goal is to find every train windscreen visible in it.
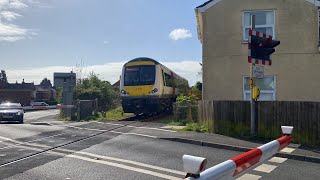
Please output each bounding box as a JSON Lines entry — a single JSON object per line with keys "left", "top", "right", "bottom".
{"left": 124, "top": 65, "right": 155, "bottom": 86}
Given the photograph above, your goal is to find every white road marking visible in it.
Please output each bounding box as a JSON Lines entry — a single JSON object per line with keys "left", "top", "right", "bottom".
{"left": 109, "top": 131, "right": 157, "bottom": 138}
{"left": 64, "top": 125, "right": 106, "bottom": 132}
{"left": 75, "top": 151, "right": 185, "bottom": 176}
{"left": 65, "top": 125, "right": 159, "bottom": 138}
{"left": 0, "top": 154, "right": 6, "bottom": 157}
{"left": 127, "top": 126, "right": 176, "bottom": 132}
{"left": 0, "top": 136, "right": 14, "bottom": 142}
{"left": 237, "top": 173, "right": 261, "bottom": 180}
{"left": 254, "top": 164, "right": 277, "bottom": 173}
{"left": 268, "top": 157, "right": 288, "bottom": 163}
{"left": 67, "top": 154, "right": 181, "bottom": 180}
{"left": 280, "top": 147, "right": 295, "bottom": 154}
{"left": 95, "top": 121, "right": 177, "bottom": 132}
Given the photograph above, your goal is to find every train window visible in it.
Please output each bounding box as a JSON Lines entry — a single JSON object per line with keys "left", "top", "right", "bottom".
{"left": 164, "top": 73, "right": 172, "bottom": 87}
{"left": 124, "top": 66, "right": 155, "bottom": 86}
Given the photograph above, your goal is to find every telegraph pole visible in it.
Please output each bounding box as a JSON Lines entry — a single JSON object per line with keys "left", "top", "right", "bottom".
{"left": 250, "top": 15, "right": 256, "bottom": 135}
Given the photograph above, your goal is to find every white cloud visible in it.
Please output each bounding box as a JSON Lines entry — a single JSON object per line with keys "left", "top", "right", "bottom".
{"left": 8, "top": 0, "right": 28, "bottom": 9}
{"left": 103, "top": 40, "right": 109, "bottom": 44}
{"left": 0, "top": 0, "right": 28, "bottom": 10}
{"left": 0, "top": 0, "right": 37, "bottom": 42}
{"left": 6, "top": 61, "right": 202, "bottom": 86}
{"left": 0, "top": 22, "right": 33, "bottom": 41}
{"left": 169, "top": 28, "right": 192, "bottom": 40}
{"left": 1, "top": 11, "right": 21, "bottom": 21}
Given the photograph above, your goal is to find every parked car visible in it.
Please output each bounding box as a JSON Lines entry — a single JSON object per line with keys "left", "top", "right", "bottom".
{"left": 31, "top": 102, "right": 49, "bottom": 107}
{"left": 0, "top": 103, "right": 24, "bottom": 123}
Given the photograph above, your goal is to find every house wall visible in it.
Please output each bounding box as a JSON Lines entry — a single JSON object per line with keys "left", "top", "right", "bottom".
{"left": 0, "top": 91, "right": 34, "bottom": 106}
{"left": 202, "top": 0, "right": 320, "bottom": 101}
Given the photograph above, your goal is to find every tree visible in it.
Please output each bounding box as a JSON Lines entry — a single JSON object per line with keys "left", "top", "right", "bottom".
{"left": 0, "top": 70, "right": 8, "bottom": 83}
{"left": 195, "top": 81, "right": 202, "bottom": 91}
{"left": 74, "top": 72, "right": 118, "bottom": 111}
{"left": 40, "top": 78, "right": 52, "bottom": 87}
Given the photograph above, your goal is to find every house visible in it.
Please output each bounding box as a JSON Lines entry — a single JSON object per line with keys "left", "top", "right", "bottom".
{"left": 0, "top": 80, "right": 36, "bottom": 106}
{"left": 35, "top": 85, "right": 57, "bottom": 102}
{"left": 195, "top": 0, "right": 320, "bottom": 101}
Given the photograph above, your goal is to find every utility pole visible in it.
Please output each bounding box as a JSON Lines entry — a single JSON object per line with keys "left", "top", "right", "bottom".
{"left": 250, "top": 15, "right": 256, "bottom": 135}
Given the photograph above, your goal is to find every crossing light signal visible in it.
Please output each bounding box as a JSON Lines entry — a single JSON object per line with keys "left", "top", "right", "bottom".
{"left": 252, "top": 86, "right": 260, "bottom": 100}
{"left": 251, "top": 34, "right": 280, "bottom": 61}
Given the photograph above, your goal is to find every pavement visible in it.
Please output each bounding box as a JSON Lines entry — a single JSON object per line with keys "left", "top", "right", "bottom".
{"left": 109, "top": 121, "right": 320, "bottom": 164}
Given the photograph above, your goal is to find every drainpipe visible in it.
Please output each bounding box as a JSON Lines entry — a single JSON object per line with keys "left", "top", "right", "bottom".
{"left": 318, "top": 7, "right": 320, "bottom": 51}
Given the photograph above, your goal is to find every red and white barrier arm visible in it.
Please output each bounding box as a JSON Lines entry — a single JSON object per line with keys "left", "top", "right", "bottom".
{"left": 183, "top": 126, "right": 293, "bottom": 180}
{"left": 56, "top": 104, "right": 75, "bottom": 109}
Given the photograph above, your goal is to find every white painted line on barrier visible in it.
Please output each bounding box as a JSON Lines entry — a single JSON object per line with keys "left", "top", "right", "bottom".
{"left": 280, "top": 147, "right": 295, "bottom": 154}
{"left": 75, "top": 151, "right": 185, "bottom": 176}
{"left": 236, "top": 173, "right": 261, "bottom": 180}
{"left": 253, "top": 164, "right": 277, "bottom": 173}
{"left": 67, "top": 154, "right": 181, "bottom": 180}
{"left": 268, "top": 157, "right": 288, "bottom": 164}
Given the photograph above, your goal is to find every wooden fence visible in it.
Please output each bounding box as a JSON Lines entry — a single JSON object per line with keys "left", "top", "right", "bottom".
{"left": 198, "top": 100, "right": 320, "bottom": 146}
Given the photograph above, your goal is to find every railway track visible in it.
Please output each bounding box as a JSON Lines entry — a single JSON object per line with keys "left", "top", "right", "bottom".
{"left": 119, "top": 111, "right": 173, "bottom": 122}
{"left": 0, "top": 111, "right": 171, "bottom": 169}
{"left": 0, "top": 121, "right": 137, "bottom": 168}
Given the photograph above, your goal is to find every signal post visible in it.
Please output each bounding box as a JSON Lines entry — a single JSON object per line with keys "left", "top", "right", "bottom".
{"left": 248, "top": 15, "right": 280, "bottom": 135}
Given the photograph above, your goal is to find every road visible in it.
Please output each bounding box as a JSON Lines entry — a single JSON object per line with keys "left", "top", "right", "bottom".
{"left": 0, "top": 110, "right": 319, "bottom": 180}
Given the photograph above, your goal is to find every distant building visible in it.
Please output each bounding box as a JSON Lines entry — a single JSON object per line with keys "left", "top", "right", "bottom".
{"left": 35, "top": 85, "right": 57, "bottom": 102}
{"left": 0, "top": 80, "right": 35, "bottom": 106}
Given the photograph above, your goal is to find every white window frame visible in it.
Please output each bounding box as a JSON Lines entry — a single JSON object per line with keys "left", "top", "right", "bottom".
{"left": 242, "top": 10, "right": 276, "bottom": 41}
{"left": 242, "top": 75, "right": 277, "bottom": 101}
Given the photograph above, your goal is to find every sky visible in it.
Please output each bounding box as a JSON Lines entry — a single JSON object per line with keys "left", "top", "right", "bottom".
{"left": 0, "top": 0, "right": 207, "bottom": 85}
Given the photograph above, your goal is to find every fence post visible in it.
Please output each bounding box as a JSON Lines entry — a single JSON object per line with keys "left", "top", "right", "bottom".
{"left": 77, "top": 99, "right": 80, "bottom": 121}
{"left": 187, "top": 103, "right": 193, "bottom": 122}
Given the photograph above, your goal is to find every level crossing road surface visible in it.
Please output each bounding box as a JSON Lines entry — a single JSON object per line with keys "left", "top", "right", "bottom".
{"left": 0, "top": 111, "right": 319, "bottom": 180}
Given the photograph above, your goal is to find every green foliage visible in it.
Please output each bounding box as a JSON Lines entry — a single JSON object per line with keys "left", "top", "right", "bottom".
{"left": 104, "top": 106, "right": 133, "bottom": 120}
{"left": 176, "top": 94, "right": 198, "bottom": 104}
{"left": 174, "top": 94, "right": 199, "bottom": 121}
{"left": 40, "top": 78, "right": 52, "bottom": 87}
{"left": 195, "top": 81, "right": 202, "bottom": 91}
{"left": 0, "top": 70, "right": 8, "bottom": 83}
{"left": 182, "top": 123, "right": 209, "bottom": 133}
{"left": 56, "top": 87, "right": 63, "bottom": 104}
{"left": 74, "top": 72, "right": 119, "bottom": 111}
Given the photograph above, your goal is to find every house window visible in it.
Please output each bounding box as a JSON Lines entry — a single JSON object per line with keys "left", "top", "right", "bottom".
{"left": 243, "top": 10, "right": 275, "bottom": 41}
{"left": 243, "top": 76, "right": 276, "bottom": 101}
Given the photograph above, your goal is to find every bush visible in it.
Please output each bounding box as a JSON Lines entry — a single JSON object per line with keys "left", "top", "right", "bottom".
{"left": 174, "top": 94, "right": 199, "bottom": 121}
{"left": 183, "top": 123, "right": 209, "bottom": 133}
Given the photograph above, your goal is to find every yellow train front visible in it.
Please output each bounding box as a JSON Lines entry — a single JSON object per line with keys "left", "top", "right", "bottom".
{"left": 120, "top": 57, "right": 188, "bottom": 115}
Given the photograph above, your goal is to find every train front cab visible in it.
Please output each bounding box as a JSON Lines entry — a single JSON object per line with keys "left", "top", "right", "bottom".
{"left": 120, "top": 60, "right": 166, "bottom": 114}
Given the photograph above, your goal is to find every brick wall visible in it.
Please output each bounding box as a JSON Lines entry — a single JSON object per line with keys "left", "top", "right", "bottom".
{"left": 0, "top": 91, "right": 33, "bottom": 106}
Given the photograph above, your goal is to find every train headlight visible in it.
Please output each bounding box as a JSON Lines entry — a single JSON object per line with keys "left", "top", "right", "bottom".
{"left": 121, "top": 90, "right": 127, "bottom": 95}
{"left": 151, "top": 88, "right": 158, "bottom": 94}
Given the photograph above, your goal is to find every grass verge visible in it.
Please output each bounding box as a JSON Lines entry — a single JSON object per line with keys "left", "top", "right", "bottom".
{"left": 157, "top": 115, "right": 209, "bottom": 133}
{"left": 104, "top": 106, "right": 133, "bottom": 120}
